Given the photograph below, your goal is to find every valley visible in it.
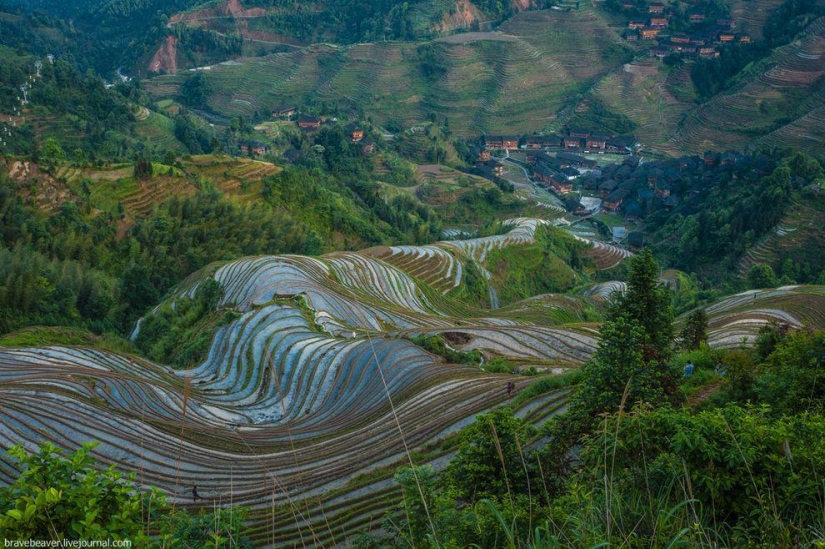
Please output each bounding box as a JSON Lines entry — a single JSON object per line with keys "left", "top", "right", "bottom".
{"left": 2, "top": 0, "right": 825, "bottom": 546}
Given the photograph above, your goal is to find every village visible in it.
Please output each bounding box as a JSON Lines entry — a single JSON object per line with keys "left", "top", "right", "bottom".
{"left": 243, "top": 103, "right": 793, "bottom": 251}
{"left": 618, "top": 0, "right": 750, "bottom": 59}
{"left": 466, "top": 128, "right": 793, "bottom": 249}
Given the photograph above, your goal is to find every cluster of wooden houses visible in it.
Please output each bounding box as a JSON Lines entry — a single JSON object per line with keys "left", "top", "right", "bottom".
{"left": 482, "top": 130, "right": 637, "bottom": 154}
{"left": 575, "top": 150, "right": 773, "bottom": 217}
{"left": 526, "top": 151, "right": 599, "bottom": 195}
{"left": 269, "top": 105, "right": 376, "bottom": 157}
{"left": 620, "top": 2, "right": 750, "bottom": 59}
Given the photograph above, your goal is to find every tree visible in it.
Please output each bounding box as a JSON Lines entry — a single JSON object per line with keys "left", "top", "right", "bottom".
{"left": 608, "top": 247, "right": 674, "bottom": 363}
{"left": 0, "top": 443, "right": 252, "bottom": 547}
{"left": 41, "top": 137, "right": 66, "bottom": 171}
{"left": 133, "top": 152, "right": 154, "bottom": 180}
{"left": 560, "top": 248, "right": 677, "bottom": 435}
{"left": 445, "top": 408, "right": 533, "bottom": 502}
{"left": 680, "top": 308, "right": 708, "bottom": 350}
{"left": 754, "top": 329, "right": 825, "bottom": 416}
{"left": 0, "top": 442, "right": 163, "bottom": 543}
{"left": 567, "top": 314, "right": 666, "bottom": 423}
{"left": 748, "top": 263, "right": 779, "bottom": 288}
{"left": 179, "top": 72, "right": 212, "bottom": 108}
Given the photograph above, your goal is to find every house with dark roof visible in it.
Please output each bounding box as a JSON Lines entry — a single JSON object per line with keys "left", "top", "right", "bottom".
{"left": 297, "top": 115, "right": 321, "bottom": 130}
{"left": 345, "top": 124, "right": 365, "bottom": 142}
{"left": 484, "top": 135, "right": 504, "bottom": 149}
{"left": 533, "top": 163, "right": 557, "bottom": 183}
{"left": 272, "top": 105, "right": 296, "bottom": 119}
{"left": 552, "top": 179, "right": 574, "bottom": 194}
{"left": 564, "top": 137, "right": 583, "bottom": 149}
{"left": 599, "top": 179, "right": 619, "bottom": 197}
{"left": 242, "top": 141, "right": 270, "bottom": 155}
{"left": 557, "top": 152, "right": 597, "bottom": 168}
{"left": 502, "top": 136, "right": 519, "bottom": 149}
{"left": 361, "top": 136, "right": 375, "bottom": 155}
{"left": 604, "top": 188, "right": 629, "bottom": 211}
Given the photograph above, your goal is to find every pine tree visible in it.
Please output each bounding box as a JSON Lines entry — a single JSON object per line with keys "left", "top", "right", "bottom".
{"left": 681, "top": 308, "right": 708, "bottom": 350}
{"left": 608, "top": 247, "right": 674, "bottom": 363}
{"left": 562, "top": 248, "right": 677, "bottom": 434}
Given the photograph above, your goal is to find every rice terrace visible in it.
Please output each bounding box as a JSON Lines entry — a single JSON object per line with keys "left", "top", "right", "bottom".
{"left": 3, "top": 0, "right": 825, "bottom": 546}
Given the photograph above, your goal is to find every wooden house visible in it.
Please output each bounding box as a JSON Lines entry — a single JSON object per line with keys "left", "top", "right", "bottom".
{"left": 297, "top": 115, "right": 321, "bottom": 130}
{"left": 345, "top": 124, "right": 365, "bottom": 142}
{"left": 524, "top": 136, "right": 544, "bottom": 149}
{"left": 485, "top": 135, "right": 505, "bottom": 149}
{"left": 719, "top": 32, "right": 735, "bottom": 43}
{"left": 533, "top": 164, "right": 555, "bottom": 183}
{"left": 648, "top": 2, "right": 665, "bottom": 13}
{"left": 551, "top": 179, "right": 574, "bottom": 194}
{"left": 654, "top": 181, "right": 672, "bottom": 198}
{"left": 603, "top": 189, "right": 628, "bottom": 211}
{"left": 479, "top": 149, "right": 492, "bottom": 161}
{"left": 649, "top": 17, "right": 669, "bottom": 27}
{"left": 599, "top": 179, "right": 619, "bottom": 197}
{"left": 628, "top": 20, "right": 647, "bottom": 29}
{"left": 502, "top": 136, "right": 520, "bottom": 149}
{"left": 536, "top": 152, "right": 566, "bottom": 169}
{"left": 272, "top": 105, "right": 296, "bottom": 119}
{"left": 492, "top": 162, "right": 505, "bottom": 176}
{"left": 557, "top": 152, "right": 597, "bottom": 168}
{"left": 640, "top": 27, "right": 661, "bottom": 39}
{"left": 360, "top": 137, "right": 376, "bottom": 155}
{"left": 242, "top": 141, "right": 270, "bottom": 155}
{"left": 564, "top": 137, "right": 583, "bottom": 149}
{"left": 586, "top": 135, "right": 608, "bottom": 150}
{"left": 689, "top": 13, "right": 705, "bottom": 23}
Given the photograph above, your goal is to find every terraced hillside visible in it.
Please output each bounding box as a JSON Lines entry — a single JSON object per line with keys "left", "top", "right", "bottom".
{"left": 665, "top": 16, "right": 825, "bottom": 159}
{"left": 0, "top": 219, "right": 604, "bottom": 546}
{"left": 3, "top": 215, "right": 824, "bottom": 544}
{"left": 703, "top": 285, "right": 825, "bottom": 348}
{"left": 737, "top": 198, "right": 825, "bottom": 277}
{"left": 143, "top": 6, "right": 634, "bottom": 137}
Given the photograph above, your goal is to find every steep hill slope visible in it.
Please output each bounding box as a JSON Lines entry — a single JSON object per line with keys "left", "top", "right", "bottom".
{"left": 663, "top": 17, "right": 825, "bottom": 157}
{"left": 143, "top": 5, "right": 633, "bottom": 136}
{"left": 2, "top": 215, "right": 824, "bottom": 544}
{"left": 0, "top": 219, "right": 601, "bottom": 545}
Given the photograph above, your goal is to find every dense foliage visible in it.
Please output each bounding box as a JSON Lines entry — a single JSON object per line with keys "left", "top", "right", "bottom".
{"left": 0, "top": 442, "right": 251, "bottom": 547}
{"left": 485, "top": 225, "right": 589, "bottom": 305}
{"left": 649, "top": 161, "right": 795, "bottom": 276}
{"left": 371, "top": 257, "right": 825, "bottom": 548}
{"left": 0, "top": 443, "right": 161, "bottom": 543}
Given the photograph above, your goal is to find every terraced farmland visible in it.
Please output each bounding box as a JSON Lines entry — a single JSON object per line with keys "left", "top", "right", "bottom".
{"left": 666, "top": 16, "right": 825, "bottom": 159}
{"left": 0, "top": 219, "right": 601, "bottom": 545}
{"left": 737, "top": 200, "right": 825, "bottom": 277}
{"left": 143, "top": 6, "right": 631, "bottom": 137}
{"left": 703, "top": 286, "right": 825, "bottom": 348}
{"left": 3, "top": 217, "right": 825, "bottom": 544}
